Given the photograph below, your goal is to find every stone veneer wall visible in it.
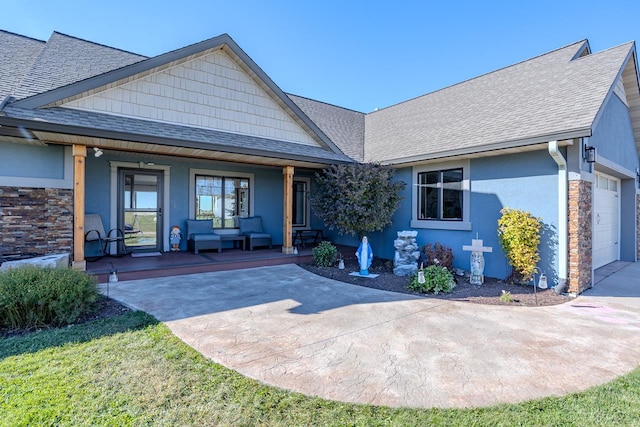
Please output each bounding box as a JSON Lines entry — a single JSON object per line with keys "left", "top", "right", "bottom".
{"left": 568, "top": 180, "right": 592, "bottom": 294}
{"left": 0, "top": 187, "right": 73, "bottom": 256}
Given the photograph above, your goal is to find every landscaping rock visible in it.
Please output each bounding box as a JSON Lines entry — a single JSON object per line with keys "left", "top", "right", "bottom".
{"left": 393, "top": 230, "right": 420, "bottom": 276}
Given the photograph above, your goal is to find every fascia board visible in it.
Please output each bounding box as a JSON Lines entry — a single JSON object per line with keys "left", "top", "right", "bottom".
{"left": 380, "top": 128, "right": 591, "bottom": 166}
{"left": 0, "top": 115, "right": 352, "bottom": 166}
{"left": 220, "top": 41, "right": 345, "bottom": 156}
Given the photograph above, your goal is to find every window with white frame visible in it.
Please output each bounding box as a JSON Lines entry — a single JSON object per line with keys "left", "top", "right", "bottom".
{"left": 411, "top": 161, "right": 471, "bottom": 230}
{"left": 417, "top": 168, "right": 463, "bottom": 220}
{"left": 195, "top": 174, "right": 250, "bottom": 228}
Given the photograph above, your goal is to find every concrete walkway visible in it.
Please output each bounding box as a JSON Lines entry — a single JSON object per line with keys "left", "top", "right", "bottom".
{"left": 104, "top": 263, "right": 640, "bottom": 409}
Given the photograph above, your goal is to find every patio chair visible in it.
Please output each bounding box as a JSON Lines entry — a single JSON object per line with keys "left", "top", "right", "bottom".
{"left": 238, "top": 216, "right": 272, "bottom": 251}
{"left": 84, "top": 214, "right": 126, "bottom": 260}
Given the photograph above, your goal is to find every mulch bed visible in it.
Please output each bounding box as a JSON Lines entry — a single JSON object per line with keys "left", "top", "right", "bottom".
{"left": 300, "top": 257, "right": 572, "bottom": 307}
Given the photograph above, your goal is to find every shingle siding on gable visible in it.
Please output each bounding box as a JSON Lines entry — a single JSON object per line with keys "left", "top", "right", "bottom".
{"left": 62, "top": 50, "right": 320, "bottom": 146}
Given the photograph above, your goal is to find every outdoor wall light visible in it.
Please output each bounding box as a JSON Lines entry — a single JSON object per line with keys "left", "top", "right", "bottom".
{"left": 93, "top": 147, "right": 103, "bottom": 157}
{"left": 583, "top": 145, "right": 596, "bottom": 163}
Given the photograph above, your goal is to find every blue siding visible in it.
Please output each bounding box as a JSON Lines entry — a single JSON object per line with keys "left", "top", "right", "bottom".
{"left": 470, "top": 151, "right": 559, "bottom": 282}
{"left": 84, "top": 149, "right": 564, "bottom": 281}
{"left": 84, "top": 154, "right": 288, "bottom": 251}
{"left": 355, "top": 151, "right": 561, "bottom": 282}
{"left": 589, "top": 94, "right": 638, "bottom": 172}
{"left": 0, "top": 142, "right": 65, "bottom": 179}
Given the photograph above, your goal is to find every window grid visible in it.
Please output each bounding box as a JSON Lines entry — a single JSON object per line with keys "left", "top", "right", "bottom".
{"left": 417, "top": 168, "right": 463, "bottom": 221}
{"left": 195, "top": 174, "right": 250, "bottom": 228}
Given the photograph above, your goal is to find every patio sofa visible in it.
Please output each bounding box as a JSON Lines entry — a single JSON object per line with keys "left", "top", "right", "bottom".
{"left": 186, "top": 219, "right": 221, "bottom": 254}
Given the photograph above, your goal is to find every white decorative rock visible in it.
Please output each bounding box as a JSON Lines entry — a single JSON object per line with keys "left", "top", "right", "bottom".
{"left": 0, "top": 253, "right": 70, "bottom": 271}
{"left": 397, "top": 230, "right": 418, "bottom": 239}
{"left": 393, "top": 230, "right": 420, "bottom": 276}
{"left": 393, "top": 264, "right": 418, "bottom": 276}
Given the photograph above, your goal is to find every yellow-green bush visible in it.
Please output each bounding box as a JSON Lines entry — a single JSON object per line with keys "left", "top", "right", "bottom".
{"left": 497, "top": 207, "right": 542, "bottom": 283}
{"left": 0, "top": 266, "right": 98, "bottom": 331}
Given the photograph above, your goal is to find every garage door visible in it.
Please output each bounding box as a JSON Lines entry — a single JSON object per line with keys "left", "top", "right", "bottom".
{"left": 593, "top": 173, "right": 620, "bottom": 269}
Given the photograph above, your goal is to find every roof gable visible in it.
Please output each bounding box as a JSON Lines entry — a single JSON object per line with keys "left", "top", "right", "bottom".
{"left": 59, "top": 49, "right": 322, "bottom": 146}
{"left": 616, "top": 48, "right": 640, "bottom": 153}
{"left": 11, "top": 34, "right": 342, "bottom": 153}
{"left": 364, "top": 40, "right": 634, "bottom": 164}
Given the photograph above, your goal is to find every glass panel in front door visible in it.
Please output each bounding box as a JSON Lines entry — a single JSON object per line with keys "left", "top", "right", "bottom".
{"left": 122, "top": 172, "right": 161, "bottom": 251}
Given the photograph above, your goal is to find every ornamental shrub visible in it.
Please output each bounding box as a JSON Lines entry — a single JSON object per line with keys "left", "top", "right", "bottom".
{"left": 311, "top": 163, "right": 406, "bottom": 238}
{"left": 422, "top": 242, "right": 454, "bottom": 270}
{"left": 312, "top": 241, "right": 338, "bottom": 267}
{"left": 497, "top": 207, "right": 543, "bottom": 283}
{"left": 407, "top": 265, "right": 456, "bottom": 294}
{"left": 0, "top": 266, "right": 99, "bottom": 331}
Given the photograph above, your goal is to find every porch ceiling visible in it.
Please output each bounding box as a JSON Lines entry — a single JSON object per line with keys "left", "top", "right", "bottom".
{"left": 32, "top": 131, "right": 332, "bottom": 168}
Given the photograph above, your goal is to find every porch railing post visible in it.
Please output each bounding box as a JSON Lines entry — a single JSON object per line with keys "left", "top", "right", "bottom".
{"left": 72, "top": 145, "right": 87, "bottom": 270}
{"left": 282, "top": 166, "right": 294, "bottom": 254}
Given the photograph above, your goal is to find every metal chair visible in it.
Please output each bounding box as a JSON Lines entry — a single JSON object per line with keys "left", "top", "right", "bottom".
{"left": 84, "top": 214, "right": 126, "bottom": 260}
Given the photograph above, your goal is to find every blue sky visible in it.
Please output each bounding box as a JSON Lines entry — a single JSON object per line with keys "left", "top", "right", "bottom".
{"left": 2, "top": 0, "right": 640, "bottom": 113}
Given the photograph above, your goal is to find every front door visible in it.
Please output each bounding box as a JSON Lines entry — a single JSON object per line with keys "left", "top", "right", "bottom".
{"left": 119, "top": 169, "right": 164, "bottom": 253}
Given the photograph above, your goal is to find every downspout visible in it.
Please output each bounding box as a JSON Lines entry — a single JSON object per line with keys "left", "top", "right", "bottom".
{"left": 548, "top": 141, "right": 568, "bottom": 294}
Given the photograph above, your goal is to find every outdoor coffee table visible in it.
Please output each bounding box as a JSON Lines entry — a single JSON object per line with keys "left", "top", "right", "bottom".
{"left": 219, "top": 235, "right": 245, "bottom": 250}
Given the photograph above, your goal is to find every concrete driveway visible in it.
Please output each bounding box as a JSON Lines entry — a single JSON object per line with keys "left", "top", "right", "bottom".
{"left": 104, "top": 263, "right": 640, "bottom": 408}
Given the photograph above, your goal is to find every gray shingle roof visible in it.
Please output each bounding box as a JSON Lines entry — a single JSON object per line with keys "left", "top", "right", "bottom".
{"left": 288, "top": 94, "right": 365, "bottom": 161}
{"left": 13, "top": 32, "right": 146, "bottom": 100}
{"left": 2, "top": 29, "right": 636, "bottom": 166}
{"left": 0, "top": 30, "right": 45, "bottom": 100}
{"left": 2, "top": 105, "right": 352, "bottom": 164}
{"left": 364, "top": 40, "right": 635, "bottom": 164}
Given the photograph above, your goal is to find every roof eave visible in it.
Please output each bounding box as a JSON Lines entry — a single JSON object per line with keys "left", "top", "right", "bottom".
{"left": 0, "top": 115, "right": 352, "bottom": 166}
{"left": 378, "top": 129, "right": 591, "bottom": 166}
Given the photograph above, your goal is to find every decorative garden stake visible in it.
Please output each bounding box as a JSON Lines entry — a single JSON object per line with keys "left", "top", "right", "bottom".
{"left": 463, "top": 236, "right": 493, "bottom": 285}
{"left": 538, "top": 273, "right": 548, "bottom": 289}
{"left": 107, "top": 262, "right": 118, "bottom": 297}
{"left": 417, "top": 263, "right": 425, "bottom": 284}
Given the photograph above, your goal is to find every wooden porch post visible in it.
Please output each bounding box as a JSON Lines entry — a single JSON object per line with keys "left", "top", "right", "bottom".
{"left": 282, "top": 166, "right": 294, "bottom": 254}
{"left": 72, "top": 145, "right": 87, "bottom": 270}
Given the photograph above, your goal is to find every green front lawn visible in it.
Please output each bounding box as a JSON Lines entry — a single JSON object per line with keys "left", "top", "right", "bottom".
{"left": 1, "top": 311, "right": 639, "bottom": 426}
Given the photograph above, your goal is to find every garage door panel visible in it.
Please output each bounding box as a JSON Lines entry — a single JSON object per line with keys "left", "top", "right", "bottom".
{"left": 593, "top": 173, "right": 619, "bottom": 269}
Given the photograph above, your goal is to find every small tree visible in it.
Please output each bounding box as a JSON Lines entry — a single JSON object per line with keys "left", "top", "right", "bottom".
{"left": 311, "top": 163, "right": 406, "bottom": 237}
{"left": 497, "top": 207, "right": 543, "bottom": 283}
